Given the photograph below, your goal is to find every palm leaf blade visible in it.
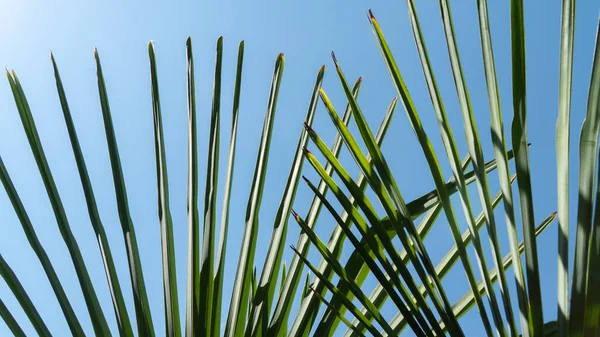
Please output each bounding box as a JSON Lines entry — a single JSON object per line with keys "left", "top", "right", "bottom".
{"left": 7, "top": 69, "right": 112, "bottom": 336}
{"left": 212, "top": 39, "right": 245, "bottom": 337}
{"left": 224, "top": 53, "right": 284, "bottom": 337}
{"left": 554, "top": 0, "right": 576, "bottom": 335}
{"left": 149, "top": 42, "right": 181, "bottom": 337}
{"left": 247, "top": 64, "right": 325, "bottom": 337}
{"left": 94, "top": 50, "right": 155, "bottom": 336}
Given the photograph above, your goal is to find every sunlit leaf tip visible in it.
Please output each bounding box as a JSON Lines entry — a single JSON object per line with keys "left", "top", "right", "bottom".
{"left": 367, "top": 9, "right": 376, "bottom": 22}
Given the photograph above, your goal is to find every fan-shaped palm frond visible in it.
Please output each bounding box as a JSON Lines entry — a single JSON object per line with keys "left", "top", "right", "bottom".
{"left": 1, "top": 1, "right": 599, "bottom": 336}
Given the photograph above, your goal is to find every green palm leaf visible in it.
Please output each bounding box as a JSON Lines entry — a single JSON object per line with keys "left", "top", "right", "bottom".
{"left": 554, "top": 0, "right": 576, "bottom": 336}
{"left": 213, "top": 40, "right": 245, "bottom": 337}
{"left": 7, "top": 69, "right": 112, "bottom": 336}
{"left": 149, "top": 42, "right": 181, "bottom": 337}
{"left": 291, "top": 245, "right": 385, "bottom": 337}
{"left": 246, "top": 64, "right": 325, "bottom": 337}
{"left": 346, "top": 174, "right": 515, "bottom": 336}
{"left": 0, "top": 152, "right": 85, "bottom": 336}
{"left": 0, "top": 299, "right": 26, "bottom": 337}
{"left": 385, "top": 212, "right": 556, "bottom": 336}
{"left": 571, "top": 15, "right": 600, "bottom": 337}
{"left": 185, "top": 36, "right": 200, "bottom": 337}
{"left": 510, "top": 1, "right": 545, "bottom": 333}
{"left": 53, "top": 51, "right": 135, "bottom": 336}
{"left": 224, "top": 53, "right": 284, "bottom": 337}
{"left": 284, "top": 77, "right": 363, "bottom": 337}
{"left": 475, "top": 0, "right": 533, "bottom": 334}
{"left": 95, "top": 49, "right": 155, "bottom": 337}
{"left": 0, "top": 254, "right": 51, "bottom": 337}
{"left": 367, "top": 11, "right": 494, "bottom": 335}
{"left": 198, "top": 36, "right": 224, "bottom": 337}
{"left": 436, "top": 0, "right": 515, "bottom": 334}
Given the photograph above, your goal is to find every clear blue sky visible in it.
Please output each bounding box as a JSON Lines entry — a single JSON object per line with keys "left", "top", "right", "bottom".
{"left": 0, "top": 1, "right": 599, "bottom": 336}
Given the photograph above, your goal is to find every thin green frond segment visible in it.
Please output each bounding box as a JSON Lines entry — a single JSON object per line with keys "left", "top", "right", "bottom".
{"left": 555, "top": 0, "right": 576, "bottom": 335}
{"left": 246, "top": 64, "right": 325, "bottom": 337}
{"left": 306, "top": 285, "right": 366, "bottom": 337}
{"left": 300, "top": 166, "right": 433, "bottom": 337}
{"left": 0, "top": 254, "right": 51, "bottom": 337}
{"left": 304, "top": 125, "right": 440, "bottom": 336}
{"left": 0, "top": 155, "right": 85, "bottom": 336}
{"left": 510, "top": 1, "right": 545, "bottom": 334}
{"left": 0, "top": 299, "right": 26, "bottom": 337}
{"left": 224, "top": 53, "right": 284, "bottom": 337}
{"left": 436, "top": 0, "right": 516, "bottom": 334}
{"left": 585, "top": 147, "right": 600, "bottom": 337}
{"left": 213, "top": 40, "right": 245, "bottom": 337}
{"left": 94, "top": 49, "right": 154, "bottom": 337}
{"left": 572, "top": 15, "right": 600, "bottom": 337}
{"left": 291, "top": 246, "right": 385, "bottom": 337}
{"left": 52, "top": 52, "right": 133, "bottom": 337}
{"left": 319, "top": 84, "right": 464, "bottom": 336}
{"left": 475, "top": 0, "right": 532, "bottom": 334}
{"left": 281, "top": 77, "right": 363, "bottom": 337}
{"left": 198, "top": 36, "right": 223, "bottom": 337}
{"left": 185, "top": 36, "right": 200, "bottom": 337}
{"left": 292, "top": 210, "right": 399, "bottom": 337}
{"left": 384, "top": 211, "right": 555, "bottom": 336}
{"left": 149, "top": 42, "right": 181, "bottom": 337}
{"left": 6, "top": 69, "right": 111, "bottom": 336}
{"left": 346, "top": 173, "right": 513, "bottom": 337}
{"left": 368, "top": 11, "right": 491, "bottom": 336}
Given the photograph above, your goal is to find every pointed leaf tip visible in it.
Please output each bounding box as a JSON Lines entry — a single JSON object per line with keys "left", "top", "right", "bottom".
{"left": 331, "top": 51, "right": 338, "bottom": 65}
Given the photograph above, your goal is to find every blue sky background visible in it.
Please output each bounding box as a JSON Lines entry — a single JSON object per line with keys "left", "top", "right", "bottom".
{"left": 0, "top": 1, "right": 599, "bottom": 336}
